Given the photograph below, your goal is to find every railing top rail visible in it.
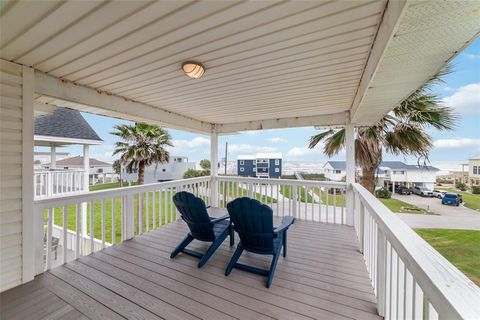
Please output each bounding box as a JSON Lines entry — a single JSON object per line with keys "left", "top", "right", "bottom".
{"left": 216, "top": 175, "right": 346, "bottom": 188}
{"left": 352, "top": 183, "right": 480, "bottom": 319}
{"left": 34, "top": 176, "right": 211, "bottom": 209}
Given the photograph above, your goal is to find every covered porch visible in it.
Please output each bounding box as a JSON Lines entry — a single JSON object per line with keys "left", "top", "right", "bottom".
{"left": 1, "top": 1, "right": 480, "bottom": 319}
{"left": 1, "top": 216, "right": 379, "bottom": 320}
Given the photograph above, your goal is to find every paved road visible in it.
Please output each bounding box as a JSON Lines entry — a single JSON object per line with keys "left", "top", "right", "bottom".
{"left": 393, "top": 194, "right": 480, "bottom": 230}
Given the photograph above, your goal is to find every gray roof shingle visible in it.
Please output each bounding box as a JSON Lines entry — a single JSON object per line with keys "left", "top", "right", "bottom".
{"left": 35, "top": 107, "right": 102, "bottom": 142}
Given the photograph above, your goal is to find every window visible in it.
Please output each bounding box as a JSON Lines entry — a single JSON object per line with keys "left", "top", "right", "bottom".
{"left": 257, "top": 159, "right": 267, "bottom": 163}
{"left": 63, "top": 166, "right": 69, "bottom": 169}
{"left": 334, "top": 170, "right": 341, "bottom": 174}
{"left": 474, "top": 166, "right": 478, "bottom": 175}
{"left": 275, "top": 159, "right": 280, "bottom": 165}
{"left": 275, "top": 168, "right": 279, "bottom": 173}
{"left": 393, "top": 170, "right": 405, "bottom": 175}
{"left": 239, "top": 160, "right": 244, "bottom": 165}
{"left": 240, "top": 167, "right": 244, "bottom": 172}
{"left": 162, "top": 168, "right": 166, "bottom": 172}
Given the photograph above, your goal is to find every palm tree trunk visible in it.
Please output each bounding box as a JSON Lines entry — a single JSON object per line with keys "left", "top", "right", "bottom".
{"left": 361, "top": 166, "right": 376, "bottom": 193}
{"left": 138, "top": 161, "right": 145, "bottom": 185}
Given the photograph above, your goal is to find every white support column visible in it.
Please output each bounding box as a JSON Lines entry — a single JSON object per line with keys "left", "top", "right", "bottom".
{"left": 210, "top": 126, "right": 218, "bottom": 207}
{"left": 345, "top": 121, "right": 355, "bottom": 226}
{"left": 50, "top": 145, "right": 56, "bottom": 169}
{"left": 22, "top": 66, "right": 35, "bottom": 282}
{"left": 82, "top": 145, "right": 89, "bottom": 237}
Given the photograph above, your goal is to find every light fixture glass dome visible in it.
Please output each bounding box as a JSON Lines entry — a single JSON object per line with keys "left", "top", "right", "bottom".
{"left": 182, "top": 61, "right": 205, "bottom": 79}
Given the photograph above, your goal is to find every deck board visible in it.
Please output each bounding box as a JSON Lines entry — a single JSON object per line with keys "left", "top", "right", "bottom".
{"left": 0, "top": 219, "right": 380, "bottom": 320}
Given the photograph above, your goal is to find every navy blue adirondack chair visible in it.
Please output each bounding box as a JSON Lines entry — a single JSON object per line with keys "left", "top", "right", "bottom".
{"left": 171, "top": 191, "right": 234, "bottom": 268}
{"left": 225, "top": 197, "right": 294, "bottom": 288}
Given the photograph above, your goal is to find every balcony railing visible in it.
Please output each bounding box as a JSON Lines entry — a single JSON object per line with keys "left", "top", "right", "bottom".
{"left": 352, "top": 183, "right": 480, "bottom": 320}
{"left": 34, "top": 169, "right": 87, "bottom": 198}
{"left": 32, "top": 176, "right": 480, "bottom": 319}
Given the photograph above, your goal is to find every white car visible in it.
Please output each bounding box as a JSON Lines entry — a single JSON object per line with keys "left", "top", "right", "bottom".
{"left": 432, "top": 190, "right": 447, "bottom": 198}
{"left": 412, "top": 186, "right": 434, "bottom": 197}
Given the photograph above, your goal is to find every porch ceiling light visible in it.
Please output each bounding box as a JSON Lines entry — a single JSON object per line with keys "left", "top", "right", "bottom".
{"left": 182, "top": 61, "right": 205, "bottom": 79}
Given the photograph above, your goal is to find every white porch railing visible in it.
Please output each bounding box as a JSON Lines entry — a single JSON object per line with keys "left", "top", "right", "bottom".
{"left": 352, "top": 183, "right": 480, "bottom": 320}
{"left": 34, "top": 169, "right": 86, "bottom": 198}
{"left": 215, "top": 176, "right": 346, "bottom": 223}
{"left": 32, "top": 176, "right": 480, "bottom": 319}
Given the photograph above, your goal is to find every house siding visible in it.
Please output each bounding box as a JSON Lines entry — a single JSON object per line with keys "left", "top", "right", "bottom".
{"left": 0, "top": 61, "right": 24, "bottom": 291}
{"left": 237, "top": 159, "right": 256, "bottom": 177}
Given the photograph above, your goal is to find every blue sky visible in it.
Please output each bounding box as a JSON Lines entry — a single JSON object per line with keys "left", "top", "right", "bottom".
{"left": 42, "top": 39, "right": 480, "bottom": 167}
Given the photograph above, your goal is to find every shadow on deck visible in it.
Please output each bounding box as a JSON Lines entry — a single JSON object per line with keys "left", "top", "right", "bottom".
{"left": 1, "top": 219, "right": 380, "bottom": 320}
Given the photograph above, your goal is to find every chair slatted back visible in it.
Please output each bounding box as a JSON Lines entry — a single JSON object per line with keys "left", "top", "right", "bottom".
{"left": 173, "top": 192, "right": 215, "bottom": 241}
{"left": 227, "top": 197, "right": 274, "bottom": 254}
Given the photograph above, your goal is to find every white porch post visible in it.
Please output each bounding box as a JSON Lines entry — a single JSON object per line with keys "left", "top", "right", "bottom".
{"left": 50, "top": 145, "right": 56, "bottom": 169}
{"left": 210, "top": 126, "right": 218, "bottom": 207}
{"left": 82, "top": 145, "right": 89, "bottom": 237}
{"left": 345, "top": 122, "right": 355, "bottom": 226}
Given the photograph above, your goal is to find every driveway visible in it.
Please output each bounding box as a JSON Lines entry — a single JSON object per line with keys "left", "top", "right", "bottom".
{"left": 393, "top": 194, "right": 480, "bottom": 230}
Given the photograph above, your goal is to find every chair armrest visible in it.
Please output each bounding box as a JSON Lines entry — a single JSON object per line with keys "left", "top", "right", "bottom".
{"left": 210, "top": 214, "right": 229, "bottom": 224}
{"left": 273, "top": 216, "right": 294, "bottom": 235}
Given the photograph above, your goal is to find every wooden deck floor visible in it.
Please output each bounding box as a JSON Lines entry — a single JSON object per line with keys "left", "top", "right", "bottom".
{"left": 1, "top": 219, "right": 380, "bottom": 320}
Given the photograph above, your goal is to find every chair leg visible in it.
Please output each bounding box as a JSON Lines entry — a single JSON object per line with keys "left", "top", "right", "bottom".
{"left": 198, "top": 235, "right": 225, "bottom": 268}
{"left": 225, "top": 244, "right": 243, "bottom": 276}
{"left": 170, "top": 234, "right": 194, "bottom": 259}
{"left": 229, "top": 224, "right": 235, "bottom": 247}
{"left": 283, "top": 231, "right": 287, "bottom": 258}
{"left": 266, "top": 251, "right": 282, "bottom": 288}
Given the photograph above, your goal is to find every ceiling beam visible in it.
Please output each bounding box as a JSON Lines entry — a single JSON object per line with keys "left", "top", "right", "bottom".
{"left": 350, "top": 0, "right": 408, "bottom": 123}
{"left": 33, "top": 70, "right": 212, "bottom": 134}
{"left": 216, "top": 112, "right": 347, "bottom": 134}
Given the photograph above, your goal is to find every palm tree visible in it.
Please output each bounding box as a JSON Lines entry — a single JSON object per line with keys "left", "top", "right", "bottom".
{"left": 111, "top": 123, "right": 172, "bottom": 185}
{"left": 309, "top": 69, "right": 458, "bottom": 193}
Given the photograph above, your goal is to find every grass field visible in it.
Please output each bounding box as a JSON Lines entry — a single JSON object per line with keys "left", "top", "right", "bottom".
{"left": 416, "top": 229, "right": 480, "bottom": 286}
{"left": 46, "top": 183, "right": 176, "bottom": 243}
{"left": 219, "top": 181, "right": 277, "bottom": 203}
{"left": 379, "top": 198, "right": 436, "bottom": 215}
{"left": 439, "top": 187, "right": 480, "bottom": 212}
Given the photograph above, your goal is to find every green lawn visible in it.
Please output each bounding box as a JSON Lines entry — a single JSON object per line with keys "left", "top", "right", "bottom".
{"left": 219, "top": 181, "right": 277, "bottom": 203}
{"left": 46, "top": 183, "right": 176, "bottom": 243}
{"left": 439, "top": 187, "right": 480, "bottom": 212}
{"left": 416, "top": 229, "right": 480, "bottom": 286}
{"left": 279, "top": 185, "right": 345, "bottom": 207}
{"left": 279, "top": 185, "right": 316, "bottom": 203}
{"left": 379, "top": 198, "right": 436, "bottom": 214}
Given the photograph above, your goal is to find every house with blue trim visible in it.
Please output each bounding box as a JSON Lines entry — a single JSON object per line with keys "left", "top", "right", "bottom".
{"left": 237, "top": 153, "right": 282, "bottom": 178}
{"left": 323, "top": 161, "right": 439, "bottom": 190}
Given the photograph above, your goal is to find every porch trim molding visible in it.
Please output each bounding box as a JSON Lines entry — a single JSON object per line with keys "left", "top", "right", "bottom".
{"left": 350, "top": 0, "right": 408, "bottom": 123}
{"left": 215, "top": 112, "right": 347, "bottom": 134}
{"left": 33, "top": 70, "right": 212, "bottom": 134}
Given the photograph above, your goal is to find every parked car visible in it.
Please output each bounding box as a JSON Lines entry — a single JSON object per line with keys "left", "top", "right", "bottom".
{"left": 395, "top": 186, "right": 411, "bottom": 195}
{"left": 442, "top": 193, "right": 461, "bottom": 206}
{"left": 432, "top": 190, "right": 447, "bottom": 198}
{"left": 412, "top": 186, "right": 433, "bottom": 197}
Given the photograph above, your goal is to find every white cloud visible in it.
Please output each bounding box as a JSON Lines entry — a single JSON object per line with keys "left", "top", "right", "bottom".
{"left": 171, "top": 137, "right": 210, "bottom": 149}
{"left": 228, "top": 143, "right": 277, "bottom": 154}
{"left": 442, "top": 83, "right": 480, "bottom": 114}
{"left": 90, "top": 144, "right": 117, "bottom": 163}
{"left": 268, "top": 137, "right": 285, "bottom": 143}
{"left": 466, "top": 53, "right": 480, "bottom": 61}
{"left": 287, "top": 146, "right": 322, "bottom": 157}
{"left": 434, "top": 138, "right": 480, "bottom": 151}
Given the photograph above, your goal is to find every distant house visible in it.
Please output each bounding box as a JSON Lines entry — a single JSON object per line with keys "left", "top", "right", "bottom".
{"left": 323, "top": 161, "right": 439, "bottom": 190}
{"left": 237, "top": 153, "right": 282, "bottom": 178}
{"left": 43, "top": 156, "right": 114, "bottom": 185}
{"left": 468, "top": 156, "right": 480, "bottom": 186}
{"left": 122, "top": 156, "right": 196, "bottom": 184}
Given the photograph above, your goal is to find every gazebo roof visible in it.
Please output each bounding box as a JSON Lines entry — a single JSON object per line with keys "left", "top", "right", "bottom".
{"left": 34, "top": 107, "right": 103, "bottom": 146}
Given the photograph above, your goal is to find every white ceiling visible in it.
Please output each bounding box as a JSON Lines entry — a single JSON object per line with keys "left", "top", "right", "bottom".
{"left": 1, "top": 0, "right": 479, "bottom": 132}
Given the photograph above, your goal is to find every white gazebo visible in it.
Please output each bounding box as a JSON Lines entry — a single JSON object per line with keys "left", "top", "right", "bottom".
{"left": 1, "top": 1, "right": 480, "bottom": 319}
{"left": 33, "top": 107, "right": 103, "bottom": 198}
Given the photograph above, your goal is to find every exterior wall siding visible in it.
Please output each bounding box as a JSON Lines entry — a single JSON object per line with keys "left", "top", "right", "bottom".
{"left": 237, "top": 160, "right": 255, "bottom": 177}
{"left": 0, "top": 60, "right": 24, "bottom": 291}
{"left": 237, "top": 158, "right": 281, "bottom": 178}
